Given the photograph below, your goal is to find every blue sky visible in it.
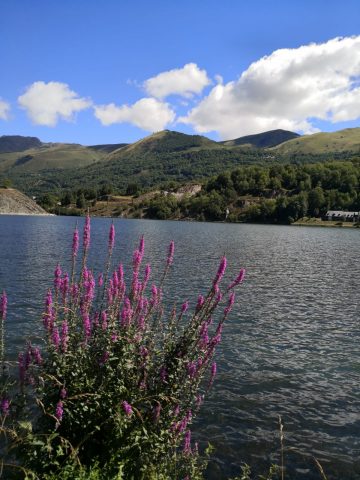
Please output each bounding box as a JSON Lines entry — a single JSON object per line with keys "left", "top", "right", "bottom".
{"left": 1, "top": 0, "right": 360, "bottom": 145}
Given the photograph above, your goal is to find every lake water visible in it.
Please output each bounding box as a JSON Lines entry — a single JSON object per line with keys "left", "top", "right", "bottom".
{"left": 0, "top": 215, "right": 359, "bottom": 479}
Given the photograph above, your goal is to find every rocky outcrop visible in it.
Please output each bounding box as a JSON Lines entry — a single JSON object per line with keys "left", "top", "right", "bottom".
{"left": 0, "top": 188, "right": 50, "bottom": 215}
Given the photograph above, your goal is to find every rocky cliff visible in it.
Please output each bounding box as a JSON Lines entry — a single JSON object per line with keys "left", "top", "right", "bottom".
{"left": 0, "top": 188, "right": 50, "bottom": 215}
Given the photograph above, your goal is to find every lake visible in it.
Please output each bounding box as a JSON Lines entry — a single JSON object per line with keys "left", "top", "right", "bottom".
{"left": 0, "top": 215, "right": 359, "bottom": 479}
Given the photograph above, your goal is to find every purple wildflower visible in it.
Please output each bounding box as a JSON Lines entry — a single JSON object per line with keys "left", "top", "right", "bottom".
{"left": 183, "top": 430, "right": 192, "bottom": 455}
{"left": 54, "top": 264, "right": 62, "bottom": 290}
{"left": 83, "top": 314, "right": 91, "bottom": 339}
{"left": 52, "top": 327, "right": 60, "bottom": 350}
{"left": 196, "top": 294, "right": 204, "bottom": 311}
{"left": 72, "top": 227, "right": 79, "bottom": 257}
{"left": 0, "top": 291, "right": 7, "bottom": 321}
{"left": 196, "top": 394, "right": 204, "bottom": 408}
{"left": 101, "top": 311, "right": 108, "bottom": 330}
{"left": 186, "top": 361, "right": 197, "bottom": 379}
{"left": 1, "top": 398, "right": 10, "bottom": 415}
{"left": 181, "top": 300, "right": 189, "bottom": 314}
{"left": 43, "top": 290, "right": 53, "bottom": 329}
{"left": 133, "top": 249, "right": 142, "bottom": 272}
{"left": 109, "top": 223, "right": 115, "bottom": 250}
{"left": 98, "top": 272, "right": 104, "bottom": 287}
{"left": 55, "top": 400, "right": 64, "bottom": 423}
{"left": 209, "top": 362, "right": 217, "bottom": 387}
{"left": 60, "top": 388, "right": 67, "bottom": 399}
{"left": 99, "top": 351, "right": 110, "bottom": 366}
{"left": 228, "top": 267, "right": 246, "bottom": 290}
{"left": 31, "top": 347, "right": 43, "bottom": 365}
{"left": 122, "top": 400, "right": 133, "bottom": 416}
{"left": 224, "top": 292, "right": 235, "bottom": 315}
{"left": 167, "top": 240, "right": 175, "bottom": 266}
{"left": 213, "top": 256, "right": 227, "bottom": 287}
{"left": 160, "top": 366, "right": 168, "bottom": 383}
{"left": 61, "top": 273, "right": 69, "bottom": 302}
{"left": 61, "top": 320, "right": 69, "bottom": 352}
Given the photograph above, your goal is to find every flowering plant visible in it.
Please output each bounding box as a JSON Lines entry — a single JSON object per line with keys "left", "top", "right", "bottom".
{"left": 0, "top": 216, "right": 245, "bottom": 479}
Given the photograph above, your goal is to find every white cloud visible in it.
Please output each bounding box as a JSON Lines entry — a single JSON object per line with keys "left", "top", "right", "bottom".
{"left": 94, "top": 97, "right": 176, "bottom": 132}
{"left": 144, "top": 63, "right": 211, "bottom": 99}
{"left": 18, "top": 81, "right": 91, "bottom": 126}
{"left": 180, "top": 36, "right": 360, "bottom": 139}
{"left": 0, "top": 99, "right": 10, "bottom": 120}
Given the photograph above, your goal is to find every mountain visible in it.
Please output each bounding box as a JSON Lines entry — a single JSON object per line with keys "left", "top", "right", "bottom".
{"left": 221, "top": 129, "right": 300, "bottom": 148}
{"left": 0, "top": 143, "right": 108, "bottom": 172}
{"left": 0, "top": 187, "right": 49, "bottom": 215}
{"left": 1, "top": 128, "right": 360, "bottom": 197}
{"left": 0, "top": 135, "right": 42, "bottom": 153}
{"left": 272, "top": 128, "right": 360, "bottom": 154}
{"left": 109, "top": 130, "right": 221, "bottom": 157}
{"left": 88, "top": 143, "right": 128, "bottom": 153}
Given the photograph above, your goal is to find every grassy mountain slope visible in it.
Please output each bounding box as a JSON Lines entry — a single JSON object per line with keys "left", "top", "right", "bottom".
{"left": 272, "top": 128, "right": 360, "bottom": 154}
{"left": 109, "top": 130, "right": 221, "bottom": 157}
{"left": 2, "top": 128, "right": 360, "bottom": 198}
{"left": 0, "top": 143, "right": 107, "bottom": 173}
{"left": 221, "top": 129, "right": 300, "bottom": 148}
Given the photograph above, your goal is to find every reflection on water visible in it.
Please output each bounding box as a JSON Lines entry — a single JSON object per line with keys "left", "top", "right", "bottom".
{"left": 0, "top": 216, "right": 359, "bottom": 479}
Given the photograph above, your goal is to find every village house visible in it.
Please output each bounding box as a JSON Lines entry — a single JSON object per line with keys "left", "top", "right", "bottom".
{"left": 324, "top": 210, "right": 359, "bottom": 222}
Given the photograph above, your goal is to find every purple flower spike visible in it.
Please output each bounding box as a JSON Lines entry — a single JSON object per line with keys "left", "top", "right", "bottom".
{"left": 213, "top": 256, "right": 227, "bottom": 287}
{"left": 54, "top": 264, "right": 62, "bottom": 290}
{"left": 181, "top": 300, "right": 189, "bottom": 314}
{"left": 83, "top": 314, "right": 91, "bottom": 339}
{"left": 209, "top": 362, "right": 217, "bottom": 387}
{"left": 183, "top": 430, "right": 192, "bottom": 455}
{"left": 61, "top": 320, "right": 69, "bottom": 352}
{"left": 122, "top": 400, "right": 133, "bottom": 416}
{"left": 55, "top": 400, "right": 64, "bottom": 423}
{"left": 0, "top": 291, "right": 7, "bottom": 321}
{"left": 109, "top": 223, "right": 115, "bottom": 250}
{"left": 167, "top": 240, "right": 175, "bottom": 266}
{"left": 228, "top": 268, "right": 246, "bottom": 290}
{"left": 101, "top": 311, "right": 108, "bottom": 330}
{"left": 72, "top": 227, "right": 79, "bottom": 257}
{"left": 98, "top": 272, "right": 104, "bottom": 287}
{"left": 83, "top": 214, "right": 91, "bottom": 251}
{"left": 224, "top": 292, "right": 235, "bottom": 315}
{"left": 0, "top": 398, "right": 10, "bottom": 416}
{"left": 196, "top": 294, "right": 204, "bottom": 312}
{"left": 52, "top": 327, "right": 60, "bottom": 350}
{"left": 60, "top": 388, "right": 67, "bottom": 399}
{"left": 31, "top": 347, "right": 43, "bottom": 365}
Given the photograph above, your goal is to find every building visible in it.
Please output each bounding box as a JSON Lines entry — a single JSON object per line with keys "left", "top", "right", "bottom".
{"left": 325, "top": 211, "right": 359, "bottom": 222}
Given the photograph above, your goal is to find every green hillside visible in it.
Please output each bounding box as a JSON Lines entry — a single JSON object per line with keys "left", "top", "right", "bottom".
{"left": 221, "top": 129, "right": 299, "bottom": 148}
{"left": 0, "top": 143, "right": 107, "bottom": 173}
{"left": 1, "top": 127, "right": 360, "bottom": 198}
{"left": 273, "top": 128, "right": 360, "bottom": 154}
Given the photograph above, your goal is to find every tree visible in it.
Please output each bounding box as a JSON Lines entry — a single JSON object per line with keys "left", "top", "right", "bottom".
{"left": 76, "top": 193, "right": 86, "bottom": 209}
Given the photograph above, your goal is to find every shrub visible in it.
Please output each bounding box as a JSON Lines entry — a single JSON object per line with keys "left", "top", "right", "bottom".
{"left": 0, "top": 216, "right": 245, "bottom": 479}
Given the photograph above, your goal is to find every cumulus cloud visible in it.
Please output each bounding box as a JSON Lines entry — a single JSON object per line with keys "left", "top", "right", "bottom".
{"left": 0, "top": 99, "right": 10, "bottom": 120}
{"left": 144, "top": 63, "right": 211, "bottom": 99}
{"left": 18, "top": 81, "right": 91, "bottom": 126}
{"left": 94, "top": 97, "right": 176, "bottom": 132}
{"left": 180, "top": 36, "right": 360, "bottom": 139}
